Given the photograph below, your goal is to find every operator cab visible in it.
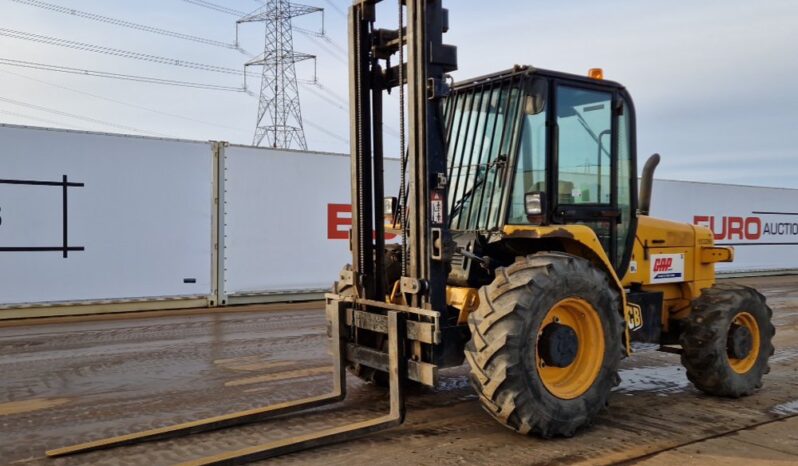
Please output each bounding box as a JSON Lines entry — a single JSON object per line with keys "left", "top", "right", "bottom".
{"left": 444, "top": 66, "right": 637, "bottom": 282}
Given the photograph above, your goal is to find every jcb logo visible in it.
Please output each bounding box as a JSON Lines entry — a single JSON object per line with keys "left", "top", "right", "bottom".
{"left": 653, "top": 257, "right": 673, "bottom": 272}
{"left": 628, "top": 304, "right": 644, "bottom": 331}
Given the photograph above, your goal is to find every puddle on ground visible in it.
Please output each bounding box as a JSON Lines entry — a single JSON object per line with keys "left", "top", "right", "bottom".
{"left": 436, "top": 374, "right": 470, "bottom": 392}
{"left": 771, "top": 348, "right": 798, "bottom": 363}
{"left": 771, "top": 400, "right": 798, "bottom": 416}
{"left": 614, "top": 365, "right": 690, "bottom": 395}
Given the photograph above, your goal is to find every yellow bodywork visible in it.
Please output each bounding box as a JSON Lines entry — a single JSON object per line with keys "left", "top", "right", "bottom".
{"left": 447, "top": 286, "right": 479, "bottom": 325}
{"left": 625, "top": 216, "right": 733, "bottom": 326}
{"left": 444, "top": 217, "right": 734, "bottom": 352}
{"left": 446, "top": 223, "right": 635, "bottom": 350}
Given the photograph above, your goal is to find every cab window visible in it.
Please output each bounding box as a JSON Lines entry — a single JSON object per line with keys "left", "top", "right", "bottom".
{"left": 556, "top": 87, "right": 612, "bottom": 205}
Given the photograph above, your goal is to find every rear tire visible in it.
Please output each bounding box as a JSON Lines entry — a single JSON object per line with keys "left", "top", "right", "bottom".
{"left": 680, "top": 284, "right": 774, "bottom": 397}
{"left": 465, "top": 252, "right": 623, "bottom": 437}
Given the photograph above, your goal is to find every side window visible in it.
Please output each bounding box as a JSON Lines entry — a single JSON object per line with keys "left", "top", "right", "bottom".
{"left": 447, "top": 84, "right": 523, "bottom": 231}
{"left": 556, "top": 86, "right": 612, "bottom": 205}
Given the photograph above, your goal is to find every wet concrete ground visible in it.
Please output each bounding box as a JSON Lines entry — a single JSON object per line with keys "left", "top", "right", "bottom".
{"left": 1, "top": 276, "right": 797, "bottom": 465}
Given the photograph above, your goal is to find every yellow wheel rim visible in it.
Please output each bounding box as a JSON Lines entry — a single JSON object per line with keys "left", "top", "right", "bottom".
{"left": 535, "top": 298, "right": 604, "bottom": 400}
{"left": 728, "top": 311, "right": 760, "bottom": 374}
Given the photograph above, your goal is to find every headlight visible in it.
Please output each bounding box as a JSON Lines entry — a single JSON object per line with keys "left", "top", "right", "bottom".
{"left": 525, "top": 192, "right": 543, "bottom": 216}
{"left": 525, "top": 192, "right": 546, "bottom": 224}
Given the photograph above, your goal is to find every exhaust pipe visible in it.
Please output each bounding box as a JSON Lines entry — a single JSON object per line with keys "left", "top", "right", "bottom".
{"left": 639, "top": 153, "right": 660, "bottom": 216}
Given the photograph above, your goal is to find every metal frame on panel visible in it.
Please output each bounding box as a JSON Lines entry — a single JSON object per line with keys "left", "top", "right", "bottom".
{"left": 0, "top": 176, "right": 85, "bottom": 257}
{"left": 213, "top": 141, "right": 228, "bottom": 307}
{"left": 224, "top": 289, "right": 326, "bottom": 305}
{"left": 0, "top": 297, "right": 210, "bottom": 320}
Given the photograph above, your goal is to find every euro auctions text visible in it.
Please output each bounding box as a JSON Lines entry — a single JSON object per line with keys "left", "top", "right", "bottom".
{"left": 694, "top": 214, "right": 798, "bottom": 243}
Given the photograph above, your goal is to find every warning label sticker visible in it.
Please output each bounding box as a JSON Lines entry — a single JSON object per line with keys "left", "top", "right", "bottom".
{"left": 431, "top": 191, "right": 444, "bottom": 225}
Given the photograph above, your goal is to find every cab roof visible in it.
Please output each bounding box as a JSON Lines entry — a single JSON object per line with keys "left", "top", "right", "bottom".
{"left": 452, "top": 65, "right": 626, "bottom": 92}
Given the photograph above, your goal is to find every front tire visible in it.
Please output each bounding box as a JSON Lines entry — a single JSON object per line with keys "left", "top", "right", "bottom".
{"left": 680, "top": 284, "right": 775, "bottom": 397}
{"left": 465, "top": 252, "right": 623, "bottom": 437}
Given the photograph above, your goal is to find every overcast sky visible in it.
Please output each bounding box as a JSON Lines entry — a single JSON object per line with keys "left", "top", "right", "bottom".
{"left": 1, "top": 0, "right": 797, "bottom": 187}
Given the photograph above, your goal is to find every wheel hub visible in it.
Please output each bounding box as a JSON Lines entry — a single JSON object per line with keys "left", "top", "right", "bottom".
{"left": 538, "top": 322, "right": 579, "bottom": 368}
{"left": 727, "top": 323, "right": 753, "bottom": 360}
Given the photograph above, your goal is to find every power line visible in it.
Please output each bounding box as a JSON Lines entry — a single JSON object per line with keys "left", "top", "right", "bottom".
{"left": 181, "top": 0, "right": 246, "bottom": 17}
{"left": 315, "top": 82, "right": 348, "bottom": 107}
{"left": 0, "top": 72, "right": 356, "bottom": 146}
{"left": 0, "top": 55, "right": 349, "bottom": 123}
{"left": 0, "top": 68, "right": 250, "bottom": 134}
{"left": 0, "top": 57, "right": 250, "bottom": 92}
{"left": 302, "top": 83, "right": 347, "bottom": 112}
{"left": 0, "top": 27, "right": 259, "bottom": 77}
{"left": 317, "top": 33, "right": 347, "bottom": 56}
{"left": 0, "top": 108, "right": 89, "bottom": 131}
{"left": 0, "top": 56, "right": 354, "bottom": 141}
{"left": 303, "top": 117, "right": 349, "bottom": 145}
{"left": 1, "top": 94, "right": 350, "bottom": 147}
{"left": 0, "top": 29, "right": 332, "bottom": 97}
{"left": 0, "top": 52, "right": 389, "bottom": 143}
{"left": 180, "top": 0, "right": 349, "bottom": 64}
{"left": 296, "top": 29, "right": 347, "bottom": 64}
{"left": 0, "top": 25, "right": 324, "bottom": 92}
{"left": 0, "top": 95, "right": 170, "bottom": 137}
{"left": 9, "top": 0, "right": 241, "bottom": 50}
{"left": 0, "top": 4, "right": 354, "bottom": 146}
{"left": 321, "top": 0, "right": 346, "bottom": 18}
{"left": 302, "top": 83, "right": 400, "bottom": 139}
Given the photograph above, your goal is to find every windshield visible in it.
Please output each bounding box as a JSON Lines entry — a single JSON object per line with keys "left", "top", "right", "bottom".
{"left": 508, "top": 84, "right": 616, "bottom": 224}
{"left": 444, "top": 77, "right": 524, "bottom": 231}
{"left": 508, "top": 80, "right": 548, "bottom": 223}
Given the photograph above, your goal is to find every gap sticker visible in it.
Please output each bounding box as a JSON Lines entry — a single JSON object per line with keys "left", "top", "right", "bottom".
{"left": 650, "top": 253, "right": 685, "bottom": 284}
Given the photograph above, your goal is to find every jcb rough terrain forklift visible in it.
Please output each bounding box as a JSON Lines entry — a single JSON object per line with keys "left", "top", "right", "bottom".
{"left": 48, "top": 0, "right": 774, "bottom": 463}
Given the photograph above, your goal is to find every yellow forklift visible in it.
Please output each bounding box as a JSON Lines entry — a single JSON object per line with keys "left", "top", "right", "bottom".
{"left": 48, "top": 0, "right": 773, "bottom": 463}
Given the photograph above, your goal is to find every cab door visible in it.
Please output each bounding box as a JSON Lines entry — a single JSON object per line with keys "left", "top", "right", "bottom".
{"left": 551, "top": 81, "right": 636, "bottom": 273}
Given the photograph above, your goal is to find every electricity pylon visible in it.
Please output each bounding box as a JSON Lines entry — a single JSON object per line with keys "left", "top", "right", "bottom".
{"left": 238, "top": 1, "right": 321, "bottom": 150}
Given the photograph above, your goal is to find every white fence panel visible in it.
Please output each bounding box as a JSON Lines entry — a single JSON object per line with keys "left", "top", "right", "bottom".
{"left": 4, "top": 122, "right": 797, "bottom": 315}
{"left": 221, "top": 145, "right": 400, "bottom": 298}
{"left": 0, "top": 125, "right": 213, "bottom": 306}
{"left": 649, "top": 179, "right": 798, "bottom": 273}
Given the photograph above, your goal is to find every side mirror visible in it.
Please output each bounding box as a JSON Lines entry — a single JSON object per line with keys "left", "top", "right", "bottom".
{"left": 525, "top": 192, "right": 546, "bottom": 224}
{"left": 525, "top": 95, "right": 545, "bottom": 115}
{"left": 524, "top": 79, "right": 547, "bottom": 115}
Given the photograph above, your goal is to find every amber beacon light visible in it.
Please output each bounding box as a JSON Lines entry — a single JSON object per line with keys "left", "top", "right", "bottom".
{"left": 588, "top": 68, "right": 604, "bottom": 80}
